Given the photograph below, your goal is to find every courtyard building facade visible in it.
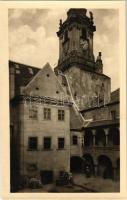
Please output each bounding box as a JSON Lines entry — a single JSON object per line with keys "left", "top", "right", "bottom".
{"left": 9, "top": 8, "right": 120, "bottom": 192}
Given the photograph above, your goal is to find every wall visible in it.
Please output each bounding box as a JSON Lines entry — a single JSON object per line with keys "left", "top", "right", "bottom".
{"left": 18, "top": 101, "right": 70, "bottom": 180}
{"left": 70, "top": 131, "right": 84, "bottom": 157}
{"left": 82, "top": 102, "right": 119, "bottom": 121}
{"left": 64, "top": 66, "right": 111, "bottom": 109}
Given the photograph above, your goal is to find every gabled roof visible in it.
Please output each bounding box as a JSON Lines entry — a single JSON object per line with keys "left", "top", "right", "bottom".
{"left": 22, "top": 62, "right": 69, "bottom": 100}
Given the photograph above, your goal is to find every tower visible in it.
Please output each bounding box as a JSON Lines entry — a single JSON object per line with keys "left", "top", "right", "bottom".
{"left": 55, "top": 9, "right": 110, "bottom": 109}
{"left": 55, "top": 8, "right": 103, "bottom": 74}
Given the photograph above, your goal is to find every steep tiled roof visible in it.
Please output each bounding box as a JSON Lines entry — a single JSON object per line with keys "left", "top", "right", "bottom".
{"left": 70, "top": 107, "right": 83, "bottom": 130}
{"left": 9, "top": 60, "right": 40, "bottom": 95}
{"left": 110, "top": 88, "right": 120, "bottom": 103}
{"left": 86, "top": 119, "right": 119, "bottom": 128}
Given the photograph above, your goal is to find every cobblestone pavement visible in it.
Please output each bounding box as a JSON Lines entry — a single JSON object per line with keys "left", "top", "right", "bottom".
{"left": 18, "top": 173, "right": 120, "bottom": 193}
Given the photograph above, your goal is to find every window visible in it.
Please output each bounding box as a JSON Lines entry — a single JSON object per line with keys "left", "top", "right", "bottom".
{"left": 58, "top": 138, "right": 65, "bottom": 149}
{"left": 44, "top": 108, "right": 51, "bottom": 120}
{"left": 29, "top": 105, "right": 37, "bottom": 119}
{"left": 58, "top": 109, "right": 65, "bottom": 121}
{"left": 43, "top": 137, "right": 51, "bottom": 150}
{"left": 62, "top": 76, "right": 67, "bottom": 86}
{"left": 111, "top": 110, "right": 116, "bottom": 120}
{"left": 28, "top": 137, "right": 38, "bottom": 151}
{"left": 64, "top": 30, "right": 68, "bottom": 42}
{"left": 72, "top": 135, "right": 78, "bottom": 145}
{"left": 82, "top": 28, "right": 87, "bottom": 39}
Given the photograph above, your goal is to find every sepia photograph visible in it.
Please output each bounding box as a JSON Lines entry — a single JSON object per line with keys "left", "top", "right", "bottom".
{"left": 9, "top": 7, "right": 120, "bottom": 193}
{"left": 6, "top": 2, "right": 125, "bottom": 195}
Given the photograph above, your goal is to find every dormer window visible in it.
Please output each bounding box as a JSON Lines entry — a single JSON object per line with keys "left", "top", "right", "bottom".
{"left": 28, "top": 68, "right": 33, "bottom": 74}
{"left": 15, "top": 64, "right": 19, "bottom": 69}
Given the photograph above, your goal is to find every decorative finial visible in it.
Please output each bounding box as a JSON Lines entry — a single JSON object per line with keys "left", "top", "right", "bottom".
{"left": 59, "top": 19, "right": 62, "bottom": 28}
{"left": 89, "top": 11, "right": 94, "bottom": 23}
{"left": 97, "top": 52, "right": 102, "bottom": 61}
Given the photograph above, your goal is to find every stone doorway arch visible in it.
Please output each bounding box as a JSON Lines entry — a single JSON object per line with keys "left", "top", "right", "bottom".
{"left": 83, "top": 154, "right": 95, "bottom": 176}
{"left": 70, "top": 156, "right": 83, "bottom": 172}
{"left": 97, "top": 155, "right": 113, "bottom": 179}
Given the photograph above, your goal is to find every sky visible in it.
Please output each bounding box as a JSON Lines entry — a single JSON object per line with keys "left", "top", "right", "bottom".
{"left": 8, "top": 8, "right": 119, "bottom": 91}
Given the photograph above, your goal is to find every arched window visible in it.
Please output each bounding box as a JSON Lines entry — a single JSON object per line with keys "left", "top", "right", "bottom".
{"left": 64, "top": 30, "right": 68, "bottom": 42}
{"left": 82, "top": 27, "right": 87, "bottom": 39}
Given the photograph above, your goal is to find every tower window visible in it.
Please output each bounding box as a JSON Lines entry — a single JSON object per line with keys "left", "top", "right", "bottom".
{"left": 82, "top": 28, "right": 87, "bottom": 39}
{"left": 64, "top": 30, "right": 68, "bottom": 42}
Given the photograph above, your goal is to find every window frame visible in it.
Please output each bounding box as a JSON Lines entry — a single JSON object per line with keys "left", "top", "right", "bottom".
{"left": 111, "top": 110, "right": 116, "bottom": 120}
{"left": 28, "top": 137, "right": 38, "bottom": 151}
{"left": 58, "top": 137, "right": 65, "bottom": 150}
{"left": 72, "top": 135, "right": 78, "bottom": 145}
{"left": 58, "top": 109, "right": 65, "bottom": 121}
{"left": 44, "top": 108, "right": 51, "bottom": 120}
{"left": 43, "top": 137, "right": 51, "bottom": 150}
{"left": 29, "top": 104, "right": 38, "bottom": 119}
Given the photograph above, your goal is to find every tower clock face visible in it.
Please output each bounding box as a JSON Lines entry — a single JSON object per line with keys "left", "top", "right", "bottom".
{"left": 80, "top": 39, "right": 89, "bottom": 51}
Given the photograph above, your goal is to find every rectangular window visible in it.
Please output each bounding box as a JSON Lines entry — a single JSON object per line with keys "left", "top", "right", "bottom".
{"left": 58, "top": 109, "right": 65, "bottom": 121}
{"left": 58, "top": 138, "right": 65, "bottom": 149}
{"left": 72, "top": 136, "right": 78, "bottom": 145}
{"left": 111, "top": 110, "right": 116, "bottom": 120}
{"left": 44, "top": 108, "right": 51, "bottom": 120}
{"left": 29, "top": 105, "right": 37, "bottom": 119}
{"left": 44, "top": 137, "right": 51, "bottom": 150}
{"left": 28, "top": 137, "right": 38, "bottom": 151}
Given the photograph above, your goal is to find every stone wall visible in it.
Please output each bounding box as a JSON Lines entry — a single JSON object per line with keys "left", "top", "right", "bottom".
{"left": 82, "top": 102, "right": 119, "bottom": 121}
{"left": 64, "top": 66, "right": 111, "bottom": 109}
{"left": 70, "top": 131, "right": 84, "bottom": 157}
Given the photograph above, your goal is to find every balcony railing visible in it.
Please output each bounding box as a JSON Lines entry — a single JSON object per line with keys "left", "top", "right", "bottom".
{"left": 83, "top": 145, "right": 120, "bottom": 152}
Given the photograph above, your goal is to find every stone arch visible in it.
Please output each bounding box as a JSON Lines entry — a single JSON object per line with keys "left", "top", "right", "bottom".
{"left": 84, "top": 129, "right": 93, "bottom": 146}
{"left": 83, "top": 154, "right": 95, "bottom": 176}
{"left": 70, "top": 156, "right": 83, "bottom": 172}
{"left": 96, "top": 128, "right": 106, "bottom": 146}
{"left": 108, "top": 127, "right": 120, "bottom": 146}
{"left": 97, "top": 155, "right": 113, "bottom": 179}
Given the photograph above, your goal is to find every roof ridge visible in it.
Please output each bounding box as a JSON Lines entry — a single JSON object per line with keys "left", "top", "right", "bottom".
{"left": 9, "top": 60, "right": 40, "bottom": 70}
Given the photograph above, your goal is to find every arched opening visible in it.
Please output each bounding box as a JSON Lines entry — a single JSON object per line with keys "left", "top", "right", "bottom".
{"left": 84, "top": 130, "right": 93, "bottom": 146}
{"left": 96, "top": 128, "right": 106, "bottom": 146}
{"left": 70, "top": 156, "right": 83, "bottom": 172}
{"left": 97, "top": 155, "right": 113, "bottom": 179}
{"left": 83, "top": 154, "right": 95, "bottom": 176}
{"left": 108, "top": 127, "right": 120, "bottom": 146}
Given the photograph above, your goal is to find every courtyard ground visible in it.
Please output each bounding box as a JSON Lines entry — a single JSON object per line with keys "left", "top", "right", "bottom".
{"left": 18, "top": 173, "right": 120, "bottom": 193}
